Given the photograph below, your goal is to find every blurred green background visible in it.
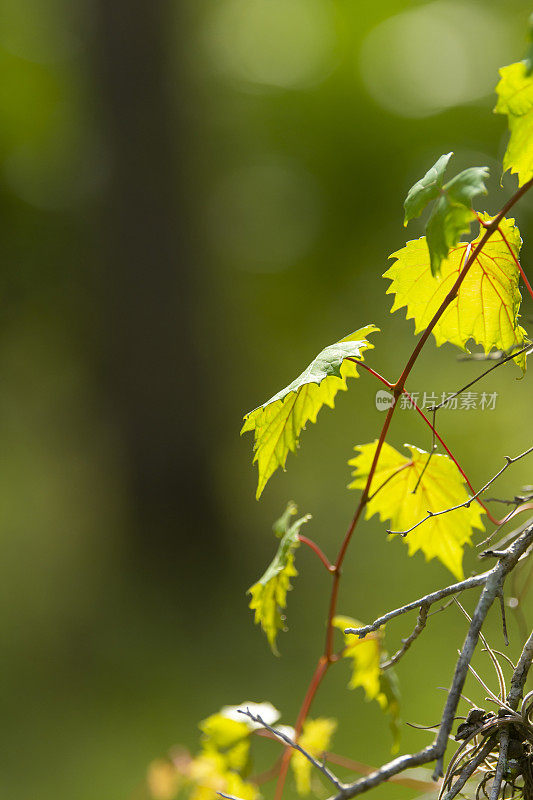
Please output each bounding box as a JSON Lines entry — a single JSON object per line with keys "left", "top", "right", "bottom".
{"left": 2, "top": 0, "right": 533, "bottom": 798}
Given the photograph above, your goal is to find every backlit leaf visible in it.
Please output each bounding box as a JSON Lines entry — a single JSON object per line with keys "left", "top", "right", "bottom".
{"left": 291, "top": 718, "right": 337, "bottom": 796}
{"left": 199, "top": 712, "right": 251, "bottom": 773}
{"left": 332, "top": 615, "right": 382, "bottom": 700}
{"left": 384, "top": 215, "right": 529, "bottom": 372}
{"left": 188, "top": 752, "right": 259, "bottom": 800}
{"left": 333, "top": 616, "right": 400, "bottom": 752}
{"left": 404, "top": 153, "right": 488, "bottom": 276}
{"left": 348, "top": 441, "right": 485, "bottom": 579}
{"left": 495, "top": 61, "right": 533, "bottom": 186}
{"left": 248, "top": 505, "right": 311, "bottom": 654}
{"left": 241, "top": 326, "right": 379, "bottom": 498}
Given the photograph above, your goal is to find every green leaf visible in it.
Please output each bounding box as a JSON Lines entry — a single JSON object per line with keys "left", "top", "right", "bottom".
{"left": 403, "top": 152, "right": 488, "bottom": 276}
{"left": 403, "top": 152, "right": 453, "bottom": 224}
{"left": 273, "top": 501, "right": 297, "bottom": 538}
{"left": 241, "top": 326, "right": 379, "bottom": 498}
{"left": 425, "top": 166, "right": 489, "bottom": 276}
{"left": 348, "top": 441, "right": 485, "bottom": 579}
{"left": 376, "top": 672, "right": 401, "bottom": 754}
{"left": 291, "top": 718, "right": 337, "bottom": 796}
{"left": 384, "top": 215, "right": 529, "bottom": 372}
{"left": 377, "top": 670, "right": 401, "bottom": 754}
{"left": 248, "top": 506, "right": 311, "bottom": 654}
{"left": 495, "top": 61, "right": 533, "bottom": 186}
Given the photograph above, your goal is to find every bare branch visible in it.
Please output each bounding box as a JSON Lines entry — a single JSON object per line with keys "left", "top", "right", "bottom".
{"left": 489, "top": 729, "right": 509, "bottom": 800}
{"left": 237, "top": 708, "right": 346, "bottom": 794}
{"left": 380, "top": 602, "right": 429, "bottom": 670}
{"left": 328, "top": 520, "right": 533, "bottom": 800}
{"left": 388, "top": 447, "right": 533, "bottom": 537}
{"left": 346, "top": 573, "right": 491, "bottom": 638}
{"left": 443, "top": 736, "right": 496, "bottom": 800}
{"left": 506, "top": 628, "right": 533, "bottom": 710}
{"left": 430, "top": 343, "right": 533, "bottom": 412}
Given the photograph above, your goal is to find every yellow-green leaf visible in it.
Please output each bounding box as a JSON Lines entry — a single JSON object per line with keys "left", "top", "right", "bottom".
{"left": 332, "top": 616, "right": 400, "bottom": 752}
{"left": 188, "top": 752, "right": 259, "bottom": 800}
{"left": 495, "top": 61, "right": 533, "bottom": 186}
{"left": 384, "top": 215, "right": 529, "bottom": 372}
{"left": 248, "top": 507, "right": 310, "bottom": 654}
{"left": 291, "top": 718, "right": 337, "bottom": 796}
{"left": 332, "top": 616, "right": 382, "bottom": 700}
{"left": 199, "top": 712, "right": 251, "bottom": 773}
{"left": 348, "top": 441, "right": 485, "bottom": 579}
{"left": 241, "top": 326, "right": 379, "bottom": 498}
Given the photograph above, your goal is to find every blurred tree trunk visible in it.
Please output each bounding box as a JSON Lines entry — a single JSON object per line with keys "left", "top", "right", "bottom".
{"left": 91, "top": 0, "right": 225, "bottom": 591}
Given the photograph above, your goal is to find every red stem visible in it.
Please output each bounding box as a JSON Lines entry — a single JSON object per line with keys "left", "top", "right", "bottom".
{"left": 298, "top": 535, "right": 334, "bottom": 572}
{"left": 405, "top": 391, "right": 499, "bottom": 524}
{"left": 346, "top": 359, "right": 392, "bottom": 389}
{"left": 497, "top": 222, "right": 533, "bottom": 303}
{"left": 273, "top": 178, "right": 533, "bottom": 800}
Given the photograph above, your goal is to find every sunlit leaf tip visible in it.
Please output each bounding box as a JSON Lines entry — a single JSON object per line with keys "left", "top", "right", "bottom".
{"left": 384, "top": 214, "right": 529, "bottom": 373}
{"left": 348, "top": 441, "right": 485, "bottom": 579}
{"left": 241, "top": 325, "right": 379, "bottom": 498}
{"left": 248, "top": 506, "right": 310, "bottom": 654}
{"left": 403, "top": 152, "right": 488, "bottom": 276}
{"left": 291, "top": 717, "right": 337, "bottom": 796}
{"left": 495, "top": 60, "right": 533, "bottom": 187}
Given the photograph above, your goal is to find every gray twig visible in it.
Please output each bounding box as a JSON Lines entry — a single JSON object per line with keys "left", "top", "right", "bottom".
{"left": 507, "top": 628, "right": 533, "bottom": 711}
{"left": 327, "top": 520, "right": 533, "bottom": 800}
{"left": 489, "top": 729, "right": 509, "bottom": 800}
{"left": 443, "top": 736, "right": 496, "bottom": 800}
{"left": 380, "top": 602, "right": 429, "bottom": 670}
{"left": 430, "top": 343, "right": 533, "bottom": 412}
{"left": 218, "top": 793, "right": 247, "bottom": 800}
{"left": 388, "top": 447, "right": 533, "bottom": 537}
{"left": 345, "top": 573, "right": 491, "bottom": 638}
{"left": 237, "top": 708, "right": 346, "bottom": 794}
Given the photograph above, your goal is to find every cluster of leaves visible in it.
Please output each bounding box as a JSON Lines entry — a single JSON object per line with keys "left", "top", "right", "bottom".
{"left": 146, "top": 38, "right": 533, "bottom": 800}
{"left": 146, "top": 702, "right": 338, "bottom": 800}
{"left": 235, "top": 47, "right": 533, "bottom": 774}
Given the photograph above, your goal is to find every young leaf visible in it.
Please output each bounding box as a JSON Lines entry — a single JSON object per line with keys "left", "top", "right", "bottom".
{"left": 241, "top": 326, "right": 379, "bottom": 498}
{"left": 403, "top": 152, "right": 488, "bottom": 276}
{"left": 348, "top": 441, "right": 485, "bottom": 579}
{"left": 425, "top": 166, "right": 489, "bottom": 277}
{"left": 403, "top": 152, "right": 453, "bottom": 224}
{"left": 495, "top": 61, "right": 533, "bottom": 187}
{"left": 291, "top": 717, "right": 337, "bottom": 796}
{"left": 199, "top": 712, "right": 251, "bottom": 773}
{"left": 332, "top": 615, "right": 382, "bottom": 700}
{"left": 332, "top": 616, "right": 400, "bottom": 752}
{"left": 384, "top": 215, "right": 529, "bottom": 372}
{"left": 248, "top": 506, "right": 311, "bottom": 654}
